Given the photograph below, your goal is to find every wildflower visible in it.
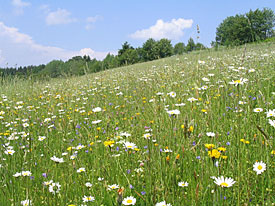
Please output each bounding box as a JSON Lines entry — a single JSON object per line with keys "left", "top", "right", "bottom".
{"left": 85, "top": 182, "right": 93, "bottom": 187}
{"left": 92, "top": 107, "right": 102, "bottom": 113}
{"left": 253, "top": 108, "right": 263, "bottom": 113}
{"left": 206, "top": 132, "right": 215, "bottom": 137}
{"left": 13, "top": 172, "right": 22, "bottom": 177}
{"left": 43, "top": 180, "right": 53, "bottom": 186}
{"left": 92, "top": 120, "right": 102, "bottom": 124}
{"left": 208, "top": 149, "right": 221, "bottom": 159}
{"left": 178, "top": 181, "right": 188, "bottom": 187}
{"left": 5, "top": 149, "right": 15, "bottom": 155}
{"left": 218, "top": 147, "right": 226, "bottom": 152}
{"left": 77, "top": 168, "right": 86, "bottom": 173}
{"left": 50, "top": 156, "right": 64, "bottom": 163}
{"left": 49, "top": 182, "right": 61, "bottom": 194}
{"left": 21, "top": 199, "right": 32, "bottom": 206}
{"left": 205, "top": 144, "right": 215, "bottom": 149}
{"left": 124, "top": 142, "right": 137, "bottom": 150}
{"left": 82, "top": 195, "right": 95, "bottom": 202}
{"left": 167, "top": 92, "right": 176, "bottom": 98}
{"left": 104, "top": 140, "right": 115, "bottom": 147}
{"left": 122, "top": 196, "right": 136, "bottom": 205}
{"left": 229, "top": 78, "right": 248, "bottom": 86}
{"left": 143, "top": 133, "right": 151, "bottom": 139}
{"left": 21, "top": 171, "right": 32, "bottom": 176}
{"left": 108, "top": 184, "right": 119, "bottom": 190}
{"left": 38, "top": 136, "right": 46, "bottom": 141}
{"left": 98, "top": 177, "right": 104, "bottom": 181}
{"left": 156, "top": 201, "right": 172, "bottom": 206}
{"left": 187, "top": 97, "right": 198, "bottom": 102}
{"left": 271, "top": 150, "right": 275, "bottom": 155}
{"left": 213, "top": 176, "right": 236, "bottom": 187}
{"left": 268, "top": 119, "right": 275, "bottom": 128}
{"left": 253, "top": 161, "right": 266, "bottom": 175}
{"left": 167, "top": 109, "right": 180, "bottom": 115}
{"left": 266, "top": 109, "right": 275, "bottom": 118}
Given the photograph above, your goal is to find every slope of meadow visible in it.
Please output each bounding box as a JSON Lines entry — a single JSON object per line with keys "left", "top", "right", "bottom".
{"left": 0, "top": 42, "right": 275, "bottom": 205}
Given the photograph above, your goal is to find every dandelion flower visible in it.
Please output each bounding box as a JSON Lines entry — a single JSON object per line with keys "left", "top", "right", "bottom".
{"left": 122, "top": 196, "right": 136, "bottom": 205}
{"left": 253, "top": 161, "right": 266, "bottom": 175}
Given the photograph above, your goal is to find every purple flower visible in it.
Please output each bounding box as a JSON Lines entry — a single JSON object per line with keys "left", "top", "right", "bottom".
{"left": 130, "top": 184, "right": 133, "bottom": 189}
{"left": 76, "top": 124, "right": 81, "bottom": 129}
{"left": 141, "top": 191, "right": 146, "bottom": 195}
{"left": 196, "top": 156, "right": 201, "bottom": 160}
{"left": 42, "top": 173, "right": 47, "bottom": 178}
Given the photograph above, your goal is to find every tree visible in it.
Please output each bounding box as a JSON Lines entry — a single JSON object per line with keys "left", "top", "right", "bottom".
{"left": 246, "top": 8, "right": 275, "bottom": 41}
{"left": 216, "top": 15, "right": 252, "bottom": 46}
{"left": 186, "top": 38, "right": 196, "bottom": 52}
{"left": 155, "top": 38, "right": 173, "bottom": 58}
{"left": 174, "top": 42, "right": 185, "bottom": 55}
{"left": 215, "top": 8, "right": 275, "bottom": 46}
{"left": 141, "top": 38, "right": 158, "bottom": 61}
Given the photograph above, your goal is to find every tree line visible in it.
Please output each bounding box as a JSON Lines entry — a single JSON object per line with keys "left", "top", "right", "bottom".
{"left": 0, "top": 7, "right": 274, "bottom": 80}
{"left": 214, "top": 7, "right": 275, "bottom": 46}
{"left": 0, "top": 37, "right": 205, "bottom": 80}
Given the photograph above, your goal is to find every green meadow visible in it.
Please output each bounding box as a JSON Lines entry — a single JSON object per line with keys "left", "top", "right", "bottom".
{"left": 0, "top": 41, "right": 275, "bottom": 205}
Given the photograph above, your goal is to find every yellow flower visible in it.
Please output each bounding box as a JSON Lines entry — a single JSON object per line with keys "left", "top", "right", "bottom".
{"left": 271, "top": 150, "right": 275, "bottom": 155}
{"left": 240, "top": 139, "right": 245, "bottom": 143}
{"left": 222, "top": 155, "right": 228, "bottom": 160}
{"left": 218, "top": 147, "right": 226, "bottom": 152}
{"left": 208, "top": 149, "right": 221, "bottom": 159}
{"left": 205, "top": 144, "right": 215, "bottom": 149}
{"left": 188, "top": 126, "right": 194, "bottom": 132}
{"left": 104, "top": 140, "right": 115, "bottom": 147}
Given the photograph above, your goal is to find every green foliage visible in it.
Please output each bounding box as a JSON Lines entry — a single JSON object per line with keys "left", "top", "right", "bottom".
{"left": 186, "top": 38, "right": 196, "bottom": 52}
{"left": 174, "top": 42, "right": 186, "bottom": 55}
{"left": 216, "top": 8, "right": 275, "bottom": 46}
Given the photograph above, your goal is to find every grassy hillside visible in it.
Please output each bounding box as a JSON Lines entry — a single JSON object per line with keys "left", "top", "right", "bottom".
{"left": 0, "top": 41, "right": 274, "bottom": 205}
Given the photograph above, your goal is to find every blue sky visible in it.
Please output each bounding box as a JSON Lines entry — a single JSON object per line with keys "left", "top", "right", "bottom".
{"left": 0, "top": 0, "right": 274, "bottom": 67}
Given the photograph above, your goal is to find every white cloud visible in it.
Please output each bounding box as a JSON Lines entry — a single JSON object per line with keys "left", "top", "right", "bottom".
{"left": 0, "top": 22, "right": 109, "bottom": 67}
{"left": 85, "top": 15, "right": 102, "bottom": 30}
{"left": 11, "top": 0, "right": 31, "bottom": 15}
{"left": 46, "top": 9, "right": 77, "bottom": 25}
{"left": 130, "top": 18, "right": 193, "bottom": 40}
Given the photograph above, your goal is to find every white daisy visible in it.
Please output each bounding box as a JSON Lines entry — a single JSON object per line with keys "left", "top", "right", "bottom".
{"left": 77, "top": 167, "right": 86, "bottom": 173}
{"left": 253, "top": 108, "right": 263, "bottom": 113}
{"left": 178, "top": 181, "right": 188, "bottom": 187}
{"left": 253, "top": 161, "right": 266, "bottom": 175}
{"left": 122, "top": 196, "right": 136, "bottom": 205}
{"left": 108, "top": 184, "right": 119, "bottom": 190}
{"left": 213, "top": 176, "right": 236, "bottom": 187}
{"left": 82, "top": 195, "right": 95, "bottom": 202}
{"left": 156, "top": 201, "right": 172, "bottom": 206}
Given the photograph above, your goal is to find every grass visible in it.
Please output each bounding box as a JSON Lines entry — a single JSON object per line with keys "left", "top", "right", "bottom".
{"left": 0, "top": 41, "right": 275, "bottom": 205}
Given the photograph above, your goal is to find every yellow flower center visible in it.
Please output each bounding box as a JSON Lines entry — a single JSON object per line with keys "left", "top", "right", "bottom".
{"left": 127, "top": 200, "right": 133, "bottom": 203}
{"left": 257, "top": 165, "right": 263, "bottom": 170}
{"left": 220, "top": 182, "right": 228, "bottom": 187}
{"left": 234, "top": 80, "right": 241, "bottom": 83}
